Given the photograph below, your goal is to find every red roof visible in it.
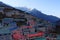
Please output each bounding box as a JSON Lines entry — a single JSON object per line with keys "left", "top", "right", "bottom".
{"left": 27, "top": 32, "right": 44, "bottom": 38}
{"left": 12, "top": 30, "right": 24, "bottom": 39}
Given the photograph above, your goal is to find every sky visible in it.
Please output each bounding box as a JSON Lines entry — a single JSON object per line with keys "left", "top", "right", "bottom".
{"left": 0, "top": 0, "right": 60, "bottom": 18}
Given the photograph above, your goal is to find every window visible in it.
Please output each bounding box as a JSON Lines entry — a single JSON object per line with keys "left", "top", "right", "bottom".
{"left": 0, "top": 34, "right": 2, "bottom": 36}
{"left": 16, "top": 18, "right": 27, "bottom": 26}
{"left": 0, "top": 12, "right": 4, "bottom": 19}
{"left": 29, "top": 38, "right": 35, "bottom": 40}
{"left": 38, "top": 25, "right": 44, "bottom": 28}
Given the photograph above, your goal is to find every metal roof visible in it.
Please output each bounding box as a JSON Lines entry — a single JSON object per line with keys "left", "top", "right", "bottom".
{"left": 0, "top": 28, "right": 11, "bottom": 34}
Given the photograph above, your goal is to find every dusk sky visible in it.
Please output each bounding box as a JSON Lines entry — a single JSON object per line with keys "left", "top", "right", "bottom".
{"left": 0, "top": 0, "right": 60, "bottom": 18}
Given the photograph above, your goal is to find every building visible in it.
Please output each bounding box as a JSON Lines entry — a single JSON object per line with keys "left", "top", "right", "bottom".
{"left": 0, "top": 2, "right": 57, "bottom": 40}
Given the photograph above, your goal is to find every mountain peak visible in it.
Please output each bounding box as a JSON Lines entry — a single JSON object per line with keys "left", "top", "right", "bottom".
{"left": 16, "top": 7, "right": 60, "bottom": 23}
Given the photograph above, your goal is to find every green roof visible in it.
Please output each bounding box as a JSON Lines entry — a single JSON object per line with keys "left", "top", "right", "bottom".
{"left": 0, "top": 27, "right": 11, "bottom": 34}
{"left": 35, "top": 37, "right": 46, "bottom": 40}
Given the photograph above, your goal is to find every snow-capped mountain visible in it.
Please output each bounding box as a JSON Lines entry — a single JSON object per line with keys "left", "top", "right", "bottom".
{"left": 16, "top": 7, "right": 60, "bottom": 23}
{"left": 30, "top": 9, "right": 60, "bottom": 23}
{"left": 16, "top": 7, "right": 31, "bottom": 13}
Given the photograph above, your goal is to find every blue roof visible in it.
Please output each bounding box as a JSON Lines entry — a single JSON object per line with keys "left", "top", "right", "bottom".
{"left": 2, "top": 18, "right": 13, "bottom": 23}
{"left": 7, "top": 22, "right": 18, "bottom": 31}
{"left": 8, "top": 26, "right": 18, "bottom": 31}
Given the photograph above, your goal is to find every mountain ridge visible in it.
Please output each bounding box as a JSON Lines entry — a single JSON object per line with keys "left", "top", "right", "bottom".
{"left": 16, "top": 7, "right": 60, "bottom": 23}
